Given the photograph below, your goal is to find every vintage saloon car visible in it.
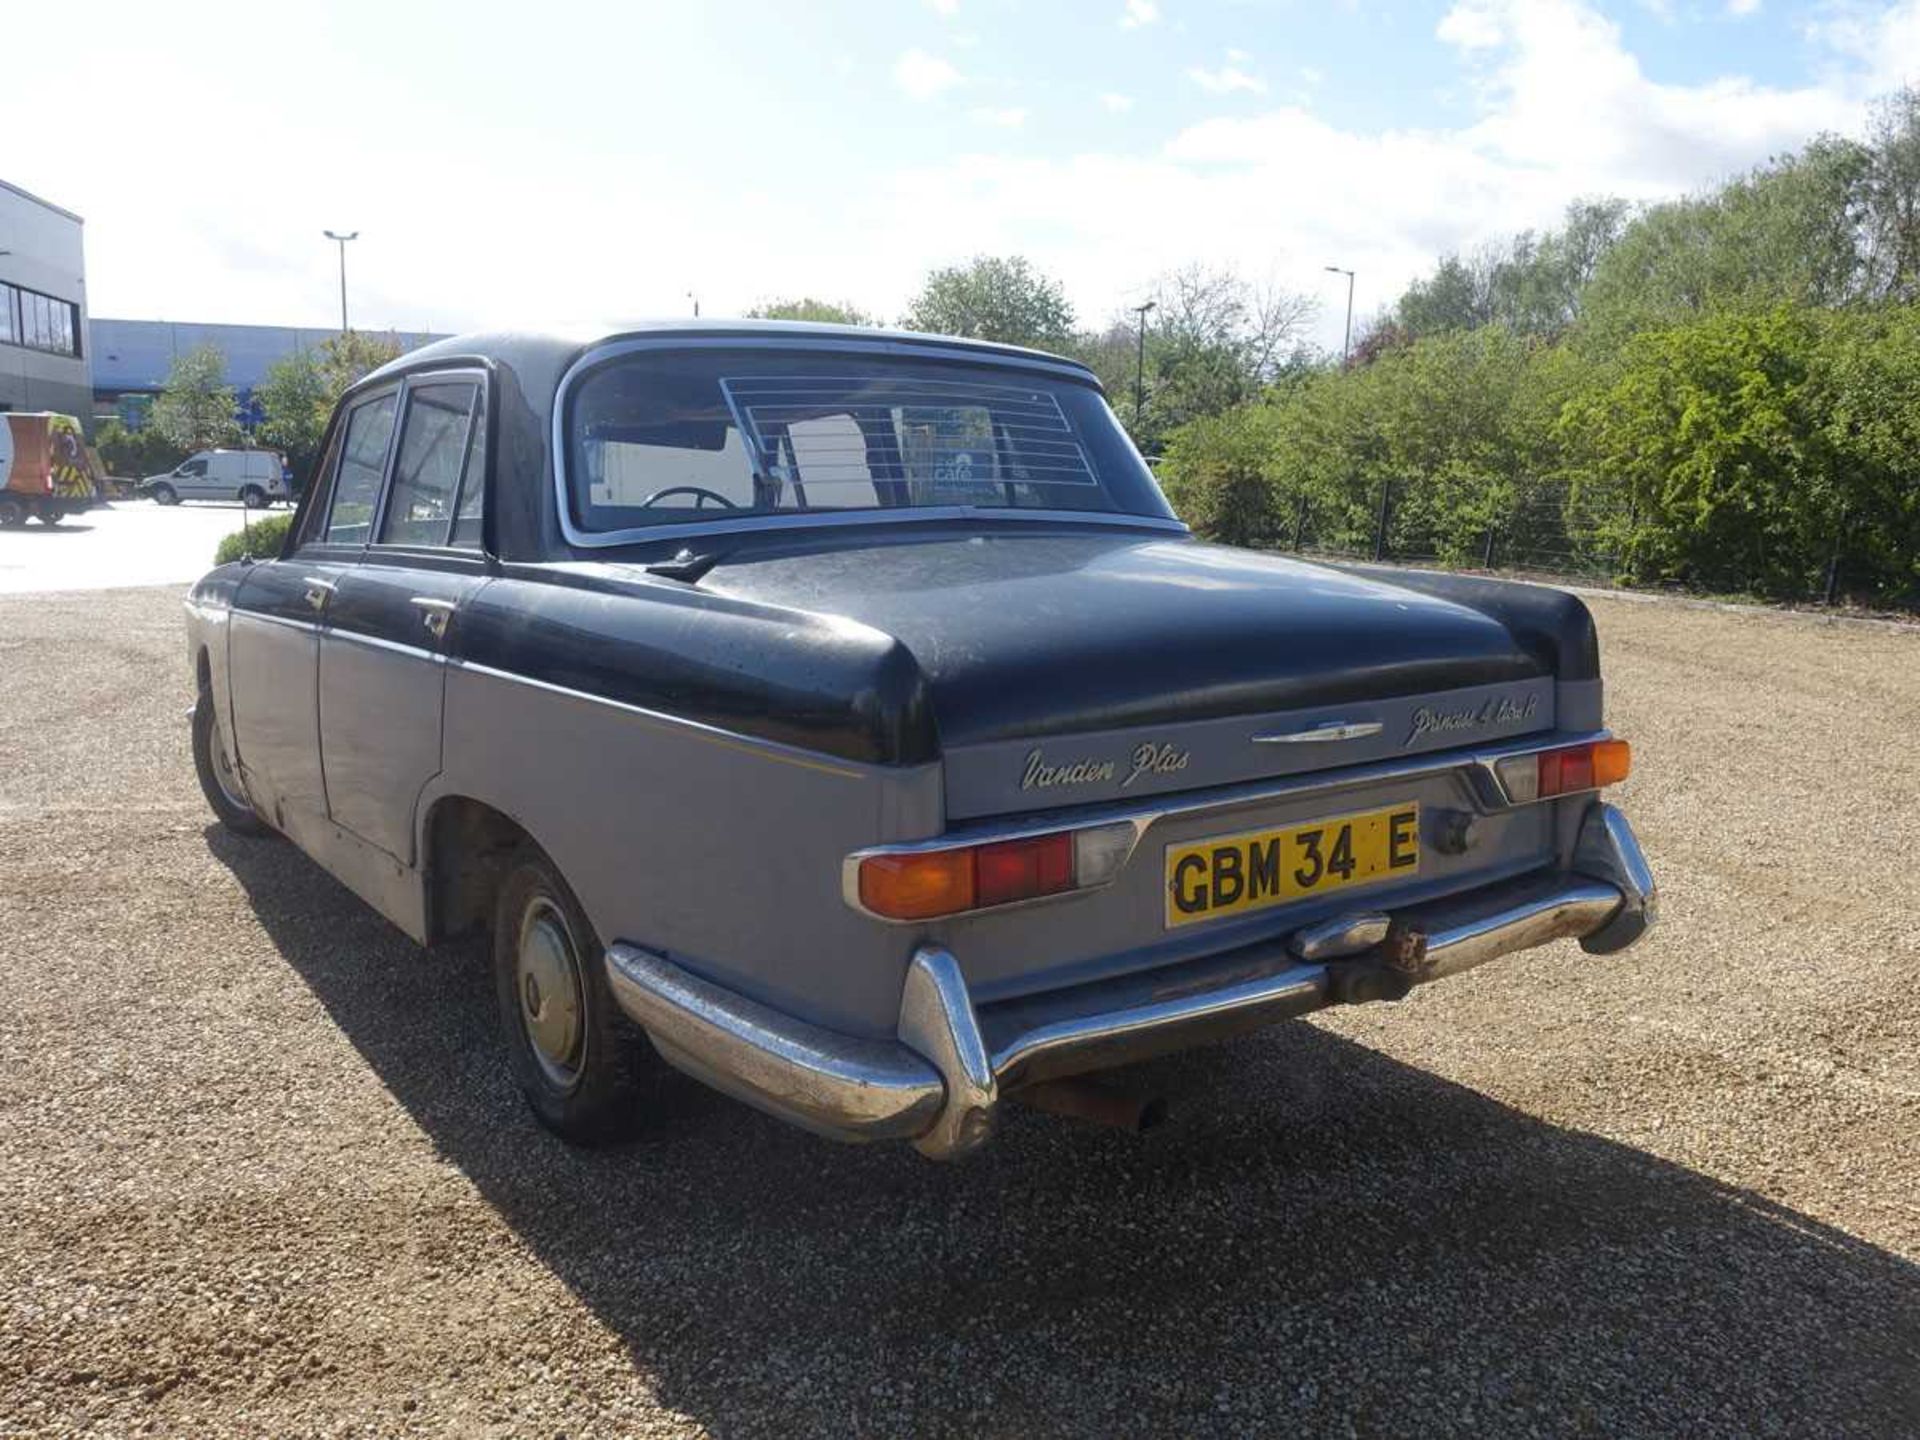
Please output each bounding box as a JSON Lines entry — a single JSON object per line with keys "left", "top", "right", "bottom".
{"left": 184, "top": 321, "right": 1655, "bottom": 1159}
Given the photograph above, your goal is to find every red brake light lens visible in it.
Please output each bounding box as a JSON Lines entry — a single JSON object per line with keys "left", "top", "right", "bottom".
{"left": 854, "top": 822, "right": 1134, "bottom": 921}
{"left": 1507, "top": 738, "right": 1631, "bottom": 801}
{"left": 974, "top": 832, "right": 1074, "bottom": 908}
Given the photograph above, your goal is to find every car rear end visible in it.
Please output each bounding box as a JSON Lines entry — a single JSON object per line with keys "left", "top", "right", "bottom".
{"left": 553, "top": 330, "right": 1654, "bottom": 1157}
{"left": 609, "top": 662, "right": 1654, "bottom": 1160}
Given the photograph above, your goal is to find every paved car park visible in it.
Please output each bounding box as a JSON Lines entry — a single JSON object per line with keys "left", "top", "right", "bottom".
{"left": 0, "top": 500, "right": 267, "bottom": 594}
{"left": 1, "top": 584, "right": 1916, "bottom": 1436}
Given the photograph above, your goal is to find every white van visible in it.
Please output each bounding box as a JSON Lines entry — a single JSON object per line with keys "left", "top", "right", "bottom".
{"left": 141, "top": 449, "right": 290, "bottom": 508}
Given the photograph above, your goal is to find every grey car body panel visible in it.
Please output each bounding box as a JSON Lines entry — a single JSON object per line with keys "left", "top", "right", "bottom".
{"left": 318, "top": 556, "right": 486, "bottom": 865}
{"left": 418, "top": 662, "right": 945, "bottom": 1036}
{"left": 942, "top": 675, "right": 1555, "bottom": 819}
{"left": 185, "top": 321, "right": 1637, "bottom": 1054}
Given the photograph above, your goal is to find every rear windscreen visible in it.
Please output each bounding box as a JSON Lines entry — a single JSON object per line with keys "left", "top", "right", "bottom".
{"left": 565, "top": 347, "right": 1174, "bottom": 532}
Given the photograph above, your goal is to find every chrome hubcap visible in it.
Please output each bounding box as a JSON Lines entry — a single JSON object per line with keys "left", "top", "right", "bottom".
{"left": 209, "top": 712, "right": 251, "bottom": 812}
{"left": 516, "top": 899, "right": 583, "bottom": 1088}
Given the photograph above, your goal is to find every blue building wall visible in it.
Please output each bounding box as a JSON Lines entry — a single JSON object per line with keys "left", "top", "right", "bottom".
{"left": 90, "top": 318, "right": 447, "bottom": 426}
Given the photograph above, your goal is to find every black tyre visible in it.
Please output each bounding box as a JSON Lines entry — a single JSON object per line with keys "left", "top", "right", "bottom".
{"left": 0, "top": 495, "right": 25, "bottom": 527}
{"left": 492, "top": 847, "right": 644, "bottom": 1143}
{"left": 151, "top": 483, "right": 178, "bottom": 506}
{"left": 36, "top": 507, "right": 63, "bottom": 526}
{"left": 192, "top": 688, "right": 270, "bottom": 836}
{"left": 240, "top": 485, "right": 266, "bottom": 509}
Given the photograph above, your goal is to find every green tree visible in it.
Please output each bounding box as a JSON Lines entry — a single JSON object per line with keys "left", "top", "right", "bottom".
{"left": 1578, "top": 139, "right": 1872, "bottom": 344}
{"left": 901, "top": 256, "right": 1075, "bottom": 349}
{"left": 255, "top": 349, "right": 332, "bottom": 491}
{"left": 150, "top": 344, "right": 242, "bottom": 451}
{"left": 1072, "top": 265, "right": 1315, "bottom": 452}
{"left": 1157, "top": 404, "right": 1287, "bottom": 546}
{"left": 93, "top": 418, "right": 185, "bottom": 480}
{"left": 251, "top": 332, "right": 406, "bottom": 494}
{"left": 316, "top": 330, "right": 405, "bottom": 396}
{"left": 1554, "top": 306, "right": 1841, "bottom": 595}
{"left": 744, "top": 297, "right": 875, "bottom": 325}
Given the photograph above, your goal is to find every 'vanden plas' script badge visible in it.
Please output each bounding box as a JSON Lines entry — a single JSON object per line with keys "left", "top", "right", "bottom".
{"left": 1405, "top": 692, "right": 1540, "bottom": 747}
{"left": 1022, "top": 741, "right": 1191, "bottom": 792}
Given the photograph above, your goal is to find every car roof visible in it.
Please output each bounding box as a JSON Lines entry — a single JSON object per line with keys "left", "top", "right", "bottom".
{"left": 367, "top": 319, "right": 1099, "bottom": 389}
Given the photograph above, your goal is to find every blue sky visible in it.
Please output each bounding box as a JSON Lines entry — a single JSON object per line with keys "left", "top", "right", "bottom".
{"left": 4, "top": 1, "right": 1915, "bottom": 353}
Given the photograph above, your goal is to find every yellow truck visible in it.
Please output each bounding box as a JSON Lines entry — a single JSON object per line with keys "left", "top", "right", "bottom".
{"left": 0, "top": 412, "right": 106, "bottom": 526}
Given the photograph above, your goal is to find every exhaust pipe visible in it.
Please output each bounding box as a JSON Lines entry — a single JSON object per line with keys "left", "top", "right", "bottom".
{"left": 1015, "top": 1077, "right": 1168, "bottom": 1133}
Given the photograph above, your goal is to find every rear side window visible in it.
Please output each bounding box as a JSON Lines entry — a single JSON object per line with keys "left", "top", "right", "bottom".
{"left": 378, "top": 382, "right": 478, "bottom": 546}
{"left": 325, "top": 392, "right": 398, "bottom": 545}
{"left": 450, "top": 388, "right": 487, "bottom": 549}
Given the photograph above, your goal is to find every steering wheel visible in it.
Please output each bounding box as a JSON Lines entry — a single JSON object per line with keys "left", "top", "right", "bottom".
{"left": 640, "top": 485, "right": 740, "bottom": 510}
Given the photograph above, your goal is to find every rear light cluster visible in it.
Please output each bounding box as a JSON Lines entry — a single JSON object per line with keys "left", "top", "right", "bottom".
{"left": 1496, "top": 738, "right": 1631, "bottom": 803}
{"left": 857, "top": 821, "right": 1136, "bottom": 921}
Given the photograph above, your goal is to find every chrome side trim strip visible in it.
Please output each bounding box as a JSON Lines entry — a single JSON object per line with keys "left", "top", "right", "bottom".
{"left": 230, "top": 609, "right": 320, "bottom": 636}
{"left": 450, "top": 658, "right": 881, "bottom": 782}
{"left": 1253, "top": 720, "right": 1384, "bottom": 744}
{"left": 325, "top": 626, "right": 449, "bottom": 664}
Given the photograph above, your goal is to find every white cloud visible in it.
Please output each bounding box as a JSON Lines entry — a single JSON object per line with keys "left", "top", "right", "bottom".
{"left": 1806, "top": 1, "right": 1920, "bottom": 92}
{"left": 1227, "top": 47, "right": 1252, "bottom": 62}
{"left": 1187, "top": 63, "right": 1267, "bottom": 95}
{"left": 4, "top": 0, "right": 1908, "bottom": 362}
{"left": 971, "top": 106, "right": 1029, "bottom": 128}
{"left": 928, "top": 0, "right": 960, "bottom": 13}
{"left": 1726, "top": 0, "right": 1760, "bottom": 14}
{"left": 1119, "top": 0, "right": 1159, "bottom": 29}
{"left": 892, "top": 49, "right": 963, "bottom": 101}
{"left": 1102, "top": 92, "right": 1136, "bottom": 112}
{"left": 867, "top": 0, "right": 1884, "bottom": 355}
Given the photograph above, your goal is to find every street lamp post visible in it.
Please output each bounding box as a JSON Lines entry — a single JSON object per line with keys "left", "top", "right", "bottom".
{"left": 1131, "top": 299, "right": 1156, "bottom": 427}
{"left": 324, "top": 230, "right": 359, "bottom": 333}
{"left": 687, "top": 291, "right": 700, "bottom": 318}
{"left": 1324, "top": 265, "right": 1355, "bottom": 364}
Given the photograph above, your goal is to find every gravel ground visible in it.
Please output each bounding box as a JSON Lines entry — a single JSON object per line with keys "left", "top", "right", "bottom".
{"left": 2, "top": 585, "right": 1916, "bottom": 1438}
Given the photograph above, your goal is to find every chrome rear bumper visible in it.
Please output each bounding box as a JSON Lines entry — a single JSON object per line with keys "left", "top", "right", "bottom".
{"left": 605, "top": 802, "right": 1655, "bottom": 1160}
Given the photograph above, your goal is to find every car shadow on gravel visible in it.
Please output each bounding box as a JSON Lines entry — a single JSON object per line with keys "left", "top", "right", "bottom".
{"left": 211, "top": 827, "right": 1920, "bottom": 1438}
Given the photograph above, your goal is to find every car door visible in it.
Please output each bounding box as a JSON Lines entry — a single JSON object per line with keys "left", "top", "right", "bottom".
{"left": 227, "top": 387, "right": 400, "bottom": 836}
{"left": 175, "top": 456, "right": 210, "bottom": 498}
{"left": 317, "top": 371, "right": 491, "bottom": 866}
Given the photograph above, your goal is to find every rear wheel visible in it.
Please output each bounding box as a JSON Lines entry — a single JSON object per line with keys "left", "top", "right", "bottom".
{"left": 492, "top": 847, "right": 643, "bottom": 1143}
{"left": 0, "top": 495, "right": 25, "bottom": 527}
{"left": 240, "top": 485, "right": 266, "bottom": 509}
{"left": 151, "top": 483, "right": 178, "bottom": 506}
{"left": 36, "top": 507, "right": 63, "bottom": 526}
{"left": 192, "top": 688, "right": 270, "bottom": 835}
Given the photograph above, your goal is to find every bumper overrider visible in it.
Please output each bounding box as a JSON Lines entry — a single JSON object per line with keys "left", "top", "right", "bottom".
{"left": 605, "top": 802, "right": 1656, "bottom": 1160}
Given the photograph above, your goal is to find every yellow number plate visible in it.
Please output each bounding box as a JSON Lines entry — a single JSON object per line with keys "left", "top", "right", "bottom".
{"left": 1164, "top": 802, "right": 1420, "bottom": 928}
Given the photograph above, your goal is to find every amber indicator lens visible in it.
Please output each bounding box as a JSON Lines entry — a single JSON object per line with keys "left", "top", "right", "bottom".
{"left": 858, "top": 850, "right": 975, "bottom": 921}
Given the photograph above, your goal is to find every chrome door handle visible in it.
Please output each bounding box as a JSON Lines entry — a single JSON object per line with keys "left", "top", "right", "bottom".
{"left": 301, "top": 577, "right": 336, "bottom": 612}
{"left": 410, "top": 596, "right": 455, "bottom": 641}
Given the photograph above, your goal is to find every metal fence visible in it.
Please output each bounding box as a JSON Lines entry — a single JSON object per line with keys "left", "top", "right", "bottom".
{"left": 1262, "top": 474, "right": 1857, "bottom": 606}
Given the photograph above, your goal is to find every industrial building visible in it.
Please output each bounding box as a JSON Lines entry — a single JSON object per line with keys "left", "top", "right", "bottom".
{"left": 0, "top": 179, "right": 91, "bottom": 421}
{"left": 91, "top": 319, "right": 446, "bottom": 427}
